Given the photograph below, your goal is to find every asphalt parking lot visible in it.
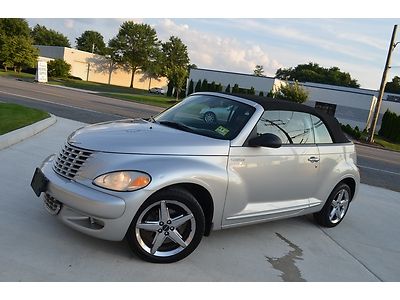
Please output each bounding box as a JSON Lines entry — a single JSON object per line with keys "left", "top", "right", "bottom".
{"left": 0, "top": 117, "right": 399, "bottom": 281}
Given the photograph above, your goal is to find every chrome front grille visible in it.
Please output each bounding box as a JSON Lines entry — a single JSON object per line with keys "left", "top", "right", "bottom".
{"left": 53, "top": 143, "right": 93, "bottom": 179}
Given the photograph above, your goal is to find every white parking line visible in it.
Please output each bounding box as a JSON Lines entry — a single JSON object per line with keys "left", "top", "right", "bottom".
{"left": 358, "top": 165, "right": 400, "bottom": 176}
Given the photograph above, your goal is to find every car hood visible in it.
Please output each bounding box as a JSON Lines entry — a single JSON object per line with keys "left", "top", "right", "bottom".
{"left": 67, "top": 119, "right": 230, "bottom": 156}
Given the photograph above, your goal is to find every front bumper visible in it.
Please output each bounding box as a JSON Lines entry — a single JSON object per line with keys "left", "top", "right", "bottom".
{"left": 37, "top": 155, "right": 151, "bottom": 241}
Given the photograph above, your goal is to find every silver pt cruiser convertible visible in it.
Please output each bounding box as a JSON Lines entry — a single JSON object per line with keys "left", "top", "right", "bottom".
{"left": 31, "top": 92, "right": 360, "bottom": 263}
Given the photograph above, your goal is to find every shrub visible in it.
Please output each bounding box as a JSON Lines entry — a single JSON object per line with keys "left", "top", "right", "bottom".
{"left": 341, "top": 124, "right": 362, "bottom": 140}
{"left": 259, "top": 91, "right": 264, "bottom": 97}
{"left": 200, "top": 79, "right": 208, "bottom": 92}
{"left": 187, "top": 79, "right": 194, "bottom": 95}
{"left": 68, "top": 75, "right": 82, "bottom": 80}
{"left": 232, "top": 83, "right": 239, "bottom": 93}
{"left": 225, "top": 84, "right": 231, "bottom": 93}
{"left": 210, "top": 81, "right": 216, "bottom": 92}
{"left": 195, "top": 79, "right": 201, "bottom": 92}
{"left": 379, "top": 109, "right": 400, "bottom": 143}
{"left": 271, "top": 81, "right": 309, "bottom": 103}
{"left": 47, "top": 59, "right": 71, "bottom": 78}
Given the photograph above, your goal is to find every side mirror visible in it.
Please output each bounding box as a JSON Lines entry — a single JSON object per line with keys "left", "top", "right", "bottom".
{"left": 248, "top": 133, "right": 282, "bottom": 148}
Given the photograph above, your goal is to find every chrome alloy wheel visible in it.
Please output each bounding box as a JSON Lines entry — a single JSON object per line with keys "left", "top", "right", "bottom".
{"left": 203, "top": 112, "right": 216, "bottom": 124}
{"left": 135, "top": 200, "right": 196, "bottom": 257}
{"left": 328, "top": 189, "right": 350, "bottom": 224}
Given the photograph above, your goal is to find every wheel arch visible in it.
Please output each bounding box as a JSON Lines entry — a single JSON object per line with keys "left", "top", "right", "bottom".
{"left": 151, "top": 183, "right": 214, "bottom": 236}
{"left": 339, "top": 177, "right": 357, "bottom": 201}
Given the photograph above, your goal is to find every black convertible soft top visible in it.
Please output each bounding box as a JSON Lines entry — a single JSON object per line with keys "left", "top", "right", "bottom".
{"left": 220, "top": 93, "right": 350, "bottom": 144}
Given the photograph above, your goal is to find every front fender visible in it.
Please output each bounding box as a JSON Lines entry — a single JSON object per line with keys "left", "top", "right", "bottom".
{"left": 77, "top": 153, "right": 229, "bottom": 229}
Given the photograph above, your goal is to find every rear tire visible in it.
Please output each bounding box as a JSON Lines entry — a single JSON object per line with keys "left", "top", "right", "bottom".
{"left": 314, "top": 183, "right": 352, "bottom": 228}
{"left": 126, "top": 188, "right": 205, "bottom": 263}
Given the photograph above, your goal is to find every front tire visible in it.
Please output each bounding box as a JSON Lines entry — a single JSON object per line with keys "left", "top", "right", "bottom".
{"left": 126, "top": 188, "right": 205, "bottom": 263}
{"left": 314, "top": 183, "right": 352, "bottom": 227}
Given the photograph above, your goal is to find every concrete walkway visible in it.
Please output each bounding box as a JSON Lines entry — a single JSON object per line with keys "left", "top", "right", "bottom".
{"left": 0, "top": 117, "right": 399, "bottom": 281}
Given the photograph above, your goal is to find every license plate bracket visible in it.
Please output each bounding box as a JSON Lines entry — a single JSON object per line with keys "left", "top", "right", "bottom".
{"left": 31, "top": 168, "right": 49, "bottom": 197}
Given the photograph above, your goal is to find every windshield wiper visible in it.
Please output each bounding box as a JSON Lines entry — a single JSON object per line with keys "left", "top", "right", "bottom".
{"left": 158, "top": 121, "right": 194, "bottom": 133}
{"left": 146, "top": 115, "right": 157, "bottom": 123}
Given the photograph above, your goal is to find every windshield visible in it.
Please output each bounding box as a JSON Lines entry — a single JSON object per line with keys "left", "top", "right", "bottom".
{"left": 154, "top": 94, "right": 256, "bottom": 140}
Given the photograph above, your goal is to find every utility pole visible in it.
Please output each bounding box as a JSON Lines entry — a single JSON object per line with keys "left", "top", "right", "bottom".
{"left": 368, "top": 24, "right": 398, "bottom": 143}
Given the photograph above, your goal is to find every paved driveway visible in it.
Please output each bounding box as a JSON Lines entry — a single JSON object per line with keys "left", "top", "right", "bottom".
{"left": 0, "top": 118, "right": 399, "bottom": 281}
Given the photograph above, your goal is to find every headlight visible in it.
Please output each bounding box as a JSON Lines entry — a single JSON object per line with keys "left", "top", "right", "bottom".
{"left": 93, "top": 171, "right": 151, "bottom": 192}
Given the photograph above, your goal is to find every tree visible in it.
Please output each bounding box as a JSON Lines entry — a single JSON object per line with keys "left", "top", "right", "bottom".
{"left": 194, "top": 80, "right": 201, "bottom": 92}
{"left": 0, "top": 18, "right": 30, "bottom": 37}
{"left": 270, "top": 81, "right": 309, "bottom": 103}
{"left": 385, "top": 76, "right": 400, "bottom": 94}
{"left": 162, "top": 36, "right": 190, "bottom": 100}
{"left": 253, "top": 65, "right": 265, "bottom": 77}
{"left": 225, "top": 84, "right": 231, "bottom": 93}
{"left": 166, "top": 65, "right": 188, "bottom": 100}
{"left": 187, "top": 79, "right": 194, "bottom": 95}
{"left": 167, "top": 81, "right": 173, "bottom": 97}
{"left": 76, "top": 30, "right": 106, "bottom": 54}
{"left": 232, "top": 83, "right": 239, "bottom": 93}
{"left": 276, "top": 62, "right": 360, "bottom": 88}
{"left": 0, "top": 19, "right": 38, "bottom": 72}
{"left": 112, "top": 21, "right": 160, "bottom": 88}
{"left": 103, "top": 38, "right": 124, "bottom": 85}
{"left": 11, "top": 36, "right": 39, "bottom": 72}
{"left": 47, "top": 59, "right": 71, "bottom": 78}
{"left": 31, "top": 24, "right": 70, "bottom": 47}
{"left": 259, "top": 91, "right": 264, "bottom": 97}
{"left": 142, "top": 47, "right": 163, "bottom": 90}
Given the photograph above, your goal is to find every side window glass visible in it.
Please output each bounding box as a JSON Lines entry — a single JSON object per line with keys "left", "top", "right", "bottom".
{"left": 311, "top": 115, "right": 333, "bottom": 143}
{"left": 256, "top": 111, "right": 315, "bottom": 144}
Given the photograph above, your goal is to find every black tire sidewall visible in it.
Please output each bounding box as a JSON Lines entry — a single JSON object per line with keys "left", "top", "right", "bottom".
{"left": 314, "top": 183, "right": 352, "bottom": 228}
{"left": 126, "top": 188, "right": 205, "bottom": 263}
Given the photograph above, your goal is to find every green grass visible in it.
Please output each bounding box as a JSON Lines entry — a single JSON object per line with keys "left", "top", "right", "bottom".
{"left": 0, "top": 70, "right": 35, "bottom": 80}
{"left": 99, "top": 92, "right": 177, "bottom": 108}
{"left": 0, "top": 103, "right": 49, "bottom": 135}
{"left": 373, "top": 136, "right": 400, "bottom": 152}
{"left": 359, "top": 132, "right": 400, "bottom": 152}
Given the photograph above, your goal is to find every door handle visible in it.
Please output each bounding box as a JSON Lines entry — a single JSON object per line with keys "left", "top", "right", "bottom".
{"left": 308, "top": 156, "right": 320, "bottom": 163}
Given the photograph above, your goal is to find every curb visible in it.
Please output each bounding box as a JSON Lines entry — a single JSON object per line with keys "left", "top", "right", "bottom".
{"left": 0, "top": 114, "right": 57, "bottom": 150}
{"left": 46, "top": 83, "right": 100, "bottom": 94}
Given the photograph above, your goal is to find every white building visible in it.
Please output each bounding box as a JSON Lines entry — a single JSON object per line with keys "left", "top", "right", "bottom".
{"left": 189, "top": 68, "right": 400, "bottom": 130}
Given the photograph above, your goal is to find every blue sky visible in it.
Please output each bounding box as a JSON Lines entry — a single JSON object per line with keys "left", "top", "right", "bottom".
{"left": 27, "top": 18, "right": 400, "bottom": 89}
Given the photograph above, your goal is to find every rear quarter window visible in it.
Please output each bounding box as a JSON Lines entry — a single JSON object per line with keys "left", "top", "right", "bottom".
{"left": 311, "top": 115, "right": 333, "bottom": 144}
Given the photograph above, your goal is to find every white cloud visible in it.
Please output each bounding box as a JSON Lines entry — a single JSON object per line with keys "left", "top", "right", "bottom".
{"left": 225, "top": 19, "right": 384, "bottom": 63}
{"left": 64, "top": 19, "right": 75, "bottom": 29}
{"left": 155, "top": 19, "right": 282, "bottom": 76}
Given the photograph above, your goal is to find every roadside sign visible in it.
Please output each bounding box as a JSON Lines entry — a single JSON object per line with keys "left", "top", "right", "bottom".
{"left": 35, "top": 61, "right": 48, "bottom": 83}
